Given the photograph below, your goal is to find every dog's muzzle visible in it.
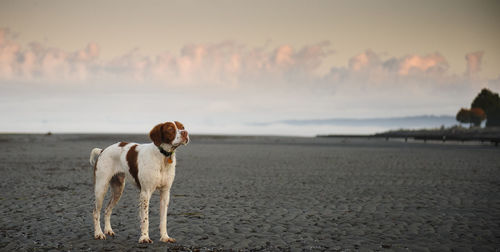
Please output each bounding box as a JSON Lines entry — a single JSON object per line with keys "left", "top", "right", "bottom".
{"left": 181, "top": 130, "right": 189, "bottom": 144}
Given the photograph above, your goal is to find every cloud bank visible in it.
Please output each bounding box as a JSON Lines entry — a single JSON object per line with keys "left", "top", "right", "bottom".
{"left": 1, "top": 28, "right": 500, "bottom": 134}
{"left": 2, "top": 27, "right": 495, "bottom": 89}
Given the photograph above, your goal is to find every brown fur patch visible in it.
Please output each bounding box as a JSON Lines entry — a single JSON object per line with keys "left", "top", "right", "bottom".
{"left": 110, "top": 172, "right": 125, "bottom": 186}
{"left": 174, "top": 121, "right": 185, "bottom": 130}
{"left": 149, "top": 122, "right": 176, "bottom": 146}
{"left": 149, "top": 124, "right": 163, "bottom": 146}
{"left": 162, "top": 122, "right": 176, "bottom": 144}
{"left": 126, "top": 145, "right": 141, "bottom": 189}
{"left": 118, "top": 142, "right": 128, "bottom": 147}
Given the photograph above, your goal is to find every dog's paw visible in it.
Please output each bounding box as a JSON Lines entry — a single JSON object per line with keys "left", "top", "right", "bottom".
{"left": 138, "top": 236, "right": 153, "bottom": 244}
{"left": 160, "top": 236, "right": 176, "bottom": 243}
{"left": 104, "top": 229, "right": 115, "bottom": 237}
{"left": 94, "top": 232, "right": 106, "bottom": 240}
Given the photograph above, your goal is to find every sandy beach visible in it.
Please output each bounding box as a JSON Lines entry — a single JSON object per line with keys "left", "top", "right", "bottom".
{"left": 0, "top": 134, "right": 499, "bottom": 251}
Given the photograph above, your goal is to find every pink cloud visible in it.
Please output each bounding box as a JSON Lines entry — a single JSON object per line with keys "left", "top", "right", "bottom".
{"left": 345, "top": 50, "right": 448, "bottom": 79}
{"left": 333, "top": 50, "right": 451, "bottom": 87}
{"left": 0, "top": 29, "right": 100, "bottom": 82}
{"left": 349, "top": 50, "right": 380, "bottom": 71}
{"left": 274, "top": 45, "right": 294, "bottom": 67}
{"left": 0, "top": 29, "right": 21, "bottom": 78}
{"left": 397, "top": 53, "right": 448, "bottom": 75}
{"left": 465, "top": 51, "right": 483, "bottom": 77}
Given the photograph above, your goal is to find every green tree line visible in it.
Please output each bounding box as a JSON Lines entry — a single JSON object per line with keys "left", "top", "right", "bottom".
{"left": 456, "top": 88, "right": 500, "bottom": 127}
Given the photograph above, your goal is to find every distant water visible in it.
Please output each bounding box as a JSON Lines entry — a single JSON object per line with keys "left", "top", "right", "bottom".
{"left": 243, "top": 115, "right": 457, "bottom": 136}
{"left": 0, "top": 115, "right": 457, "bottom": 137}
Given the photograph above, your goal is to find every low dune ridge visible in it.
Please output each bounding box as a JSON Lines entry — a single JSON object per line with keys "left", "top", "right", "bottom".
{"left": 0, "top": 134, "right": 499, "bottom": 251}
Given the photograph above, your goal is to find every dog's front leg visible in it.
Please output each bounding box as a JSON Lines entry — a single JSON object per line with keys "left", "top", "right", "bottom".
{"left": 138, "top": 190, "right": 153, "bottom": 243}
{"left": 159, "top": 188, "right": 176, "bottom": 243}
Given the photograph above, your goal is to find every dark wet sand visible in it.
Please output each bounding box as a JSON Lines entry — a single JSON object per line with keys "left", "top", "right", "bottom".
{"left": 0, "top": 134, "right": 499, "bottom": 251}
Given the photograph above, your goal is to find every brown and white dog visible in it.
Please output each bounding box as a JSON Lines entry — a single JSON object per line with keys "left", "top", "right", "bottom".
{"left": 89, "top": 121, "right": 189, "bottom": 243}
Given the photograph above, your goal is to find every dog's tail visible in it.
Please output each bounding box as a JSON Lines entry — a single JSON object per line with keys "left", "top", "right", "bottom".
{"left": 89, "top": 148, "right": 103, "bottom": 167}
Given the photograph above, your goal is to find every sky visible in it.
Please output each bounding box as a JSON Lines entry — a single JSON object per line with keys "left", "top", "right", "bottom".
{"left": 1, "top": 0, "right": 499, "bottom": 135}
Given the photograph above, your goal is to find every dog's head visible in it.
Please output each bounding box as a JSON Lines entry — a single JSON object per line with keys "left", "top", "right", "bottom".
{"left": 149, "top": 121, "right": 189, "bottom": 148}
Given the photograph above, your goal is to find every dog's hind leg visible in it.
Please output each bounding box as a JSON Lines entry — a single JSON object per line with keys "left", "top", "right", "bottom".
{"left": 104, "top": 173, "right": 126, "bottom": 237}
{"left": 93, "top": 177, "right": 110, "bottom": 240}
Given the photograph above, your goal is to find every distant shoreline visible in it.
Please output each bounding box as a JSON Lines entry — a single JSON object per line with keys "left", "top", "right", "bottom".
{"left": 318, "top": 126, "right": 500, "bottom": 146}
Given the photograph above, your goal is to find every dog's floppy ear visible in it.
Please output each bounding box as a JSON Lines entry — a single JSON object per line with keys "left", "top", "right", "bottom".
{"left": 162, "top": 122, "right": 176, "bottom": 144}
{"left": 149, "top": 123, "right": 164, "bottom": 146}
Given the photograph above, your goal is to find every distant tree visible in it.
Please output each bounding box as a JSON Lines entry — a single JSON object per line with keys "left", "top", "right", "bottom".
{"left": 469, "top": 107, "right": 486, "bottom": 127}
{"left": 471, "top": 88, "right": 500, "bottom": 127}
{"left": 456, "top": 108, "right": 472, "bottom": 126}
